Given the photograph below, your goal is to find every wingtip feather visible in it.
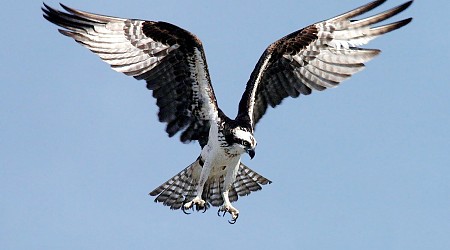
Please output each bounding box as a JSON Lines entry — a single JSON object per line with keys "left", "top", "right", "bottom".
{"left": 350, "top": 0, "right": 414, "bottom": 28}
{"left": 330, "top": 0, "right": 387, "bottom": 21}
{"left": 370, "top": 18, "right": 413, "bottom": 36}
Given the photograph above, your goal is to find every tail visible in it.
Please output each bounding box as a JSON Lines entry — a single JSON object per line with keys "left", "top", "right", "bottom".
{"left": 149, "top": 159, "right": 271, "bottom": 210}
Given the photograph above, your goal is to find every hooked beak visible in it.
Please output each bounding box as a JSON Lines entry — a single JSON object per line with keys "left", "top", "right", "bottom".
{"left": 247, "top": 149, "right": 255, "bottom": 159}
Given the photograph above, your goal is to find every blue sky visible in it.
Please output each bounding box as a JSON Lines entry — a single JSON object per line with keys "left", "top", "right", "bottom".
{"left": 1, "top": 0, "right": 449, "bottom": 249}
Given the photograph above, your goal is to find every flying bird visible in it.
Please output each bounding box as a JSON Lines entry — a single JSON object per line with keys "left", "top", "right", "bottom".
{"left": 42, "top": 0, "right": 413, "bottom": 224}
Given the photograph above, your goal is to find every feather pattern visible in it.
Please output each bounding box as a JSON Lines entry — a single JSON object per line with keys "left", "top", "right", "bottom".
{"left": 42, "top": 3, "right": 219, "bottom": 146}
{"left": 150, "top": 160, "right": 271, "bottom": 210}
{"left": 236, "top": 0, "right": 413, "bottom": 130}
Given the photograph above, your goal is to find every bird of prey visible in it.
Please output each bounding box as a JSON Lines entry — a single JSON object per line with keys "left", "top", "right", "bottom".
{"left": 42, "top": 0, "right": 413, "bottom": 223}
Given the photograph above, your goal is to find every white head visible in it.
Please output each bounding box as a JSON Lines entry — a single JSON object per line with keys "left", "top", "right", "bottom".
{"left": 230, "top": 127, "right": 257, "bottom": 159}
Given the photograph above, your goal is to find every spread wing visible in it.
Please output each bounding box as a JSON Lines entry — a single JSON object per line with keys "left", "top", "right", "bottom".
{"left": 42, "top": 3, "right": 219, "bottom": 147}
{"left": 236, "top": 0, "right": 413, "bottom": 130}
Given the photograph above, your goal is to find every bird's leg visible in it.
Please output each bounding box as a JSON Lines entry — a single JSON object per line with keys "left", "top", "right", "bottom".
{"left": 183, "top": 158, "right": 211, "bottom": 212}
{"left": 217, "top": 161, "right": 240, "bottom": 224}
{"left": 218, "top": 190, "right": 239, "bottom": 224}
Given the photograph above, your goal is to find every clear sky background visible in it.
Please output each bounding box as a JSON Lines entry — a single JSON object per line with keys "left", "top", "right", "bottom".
{"left": 1, "top": 0, "right": 449, "bottom": 249}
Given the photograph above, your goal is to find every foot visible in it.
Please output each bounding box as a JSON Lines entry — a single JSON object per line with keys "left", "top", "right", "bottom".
{"left": 217, "top": 203, "right": 239, "bottom": 224}
{"left": 182, "top": 196, "right": 206, "bottom": 214}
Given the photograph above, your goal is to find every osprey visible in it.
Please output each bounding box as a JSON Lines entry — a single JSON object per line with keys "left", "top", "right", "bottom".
{"left": 42, "top": 0, "right": 412, "bottom": 223}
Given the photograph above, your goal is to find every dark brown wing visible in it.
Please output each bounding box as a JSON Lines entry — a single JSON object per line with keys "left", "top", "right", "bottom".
{"left": 236, "top": 0, "right": 413, "bottom": 130}
{"left": 42, "top": 3, "right": 219, "bottom": 147}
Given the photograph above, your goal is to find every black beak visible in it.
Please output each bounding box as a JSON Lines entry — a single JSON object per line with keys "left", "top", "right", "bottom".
{"left": 247, "top": 149, "right": 255, "bottom": 159}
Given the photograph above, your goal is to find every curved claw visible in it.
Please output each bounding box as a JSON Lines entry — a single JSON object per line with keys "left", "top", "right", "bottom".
{"left": 229, "top": 213, "right": 239, "bottom": 224}
{"left": 217, "top": 208, "right": 227, "bottom": 217}
{"left": 218, "top": 206, "right": 238, "bottom": 224}
{"left": 193, "top": 203, "right": 206, "bottom": 213}
{"left": 181, "top": 201, "right": 192, "bottom": 215}
{"left": 228, "top": 215, "right": 238, "bottom": 224}
{"left": 181, "top": 205, "right": 191, "bottom": 215}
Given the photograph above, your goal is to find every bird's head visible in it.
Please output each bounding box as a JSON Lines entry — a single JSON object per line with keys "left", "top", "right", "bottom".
{"left": 229, "top": 127, "right": 257, "bottom": 159}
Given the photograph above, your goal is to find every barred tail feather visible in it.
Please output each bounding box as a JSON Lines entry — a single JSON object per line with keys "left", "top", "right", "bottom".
{"left": 149, "top": 159, "right": 202, "bottom": 210}
{"left": 228, "top": 162, "right": 272, "bottom": 203}
{"left": 150, "top": 160, "right": 271, "bottom": 210}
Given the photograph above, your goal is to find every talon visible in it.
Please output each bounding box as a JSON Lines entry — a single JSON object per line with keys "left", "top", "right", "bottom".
{"left": 183, "top": 197, "right": 206, "bottom": 214}
{"left": 218, "top": 204, "right": 239, "bottom": 224}
{"left": 181, "top": 207, "right": 191, "bottom": 214}
{"left": 228, "top": 214, "right": 239, "bottom": 224}
{"left": 194, "top": 203, "right": 206, "bottom": 213}
{"left": 228, "top": 213, "right": 239, "bottom": 224}
{"left": 182, "top": 205, "right": 191, "bottom": 215}
{"left": 217, "top": 207, "right": 227, "bottom": 217}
